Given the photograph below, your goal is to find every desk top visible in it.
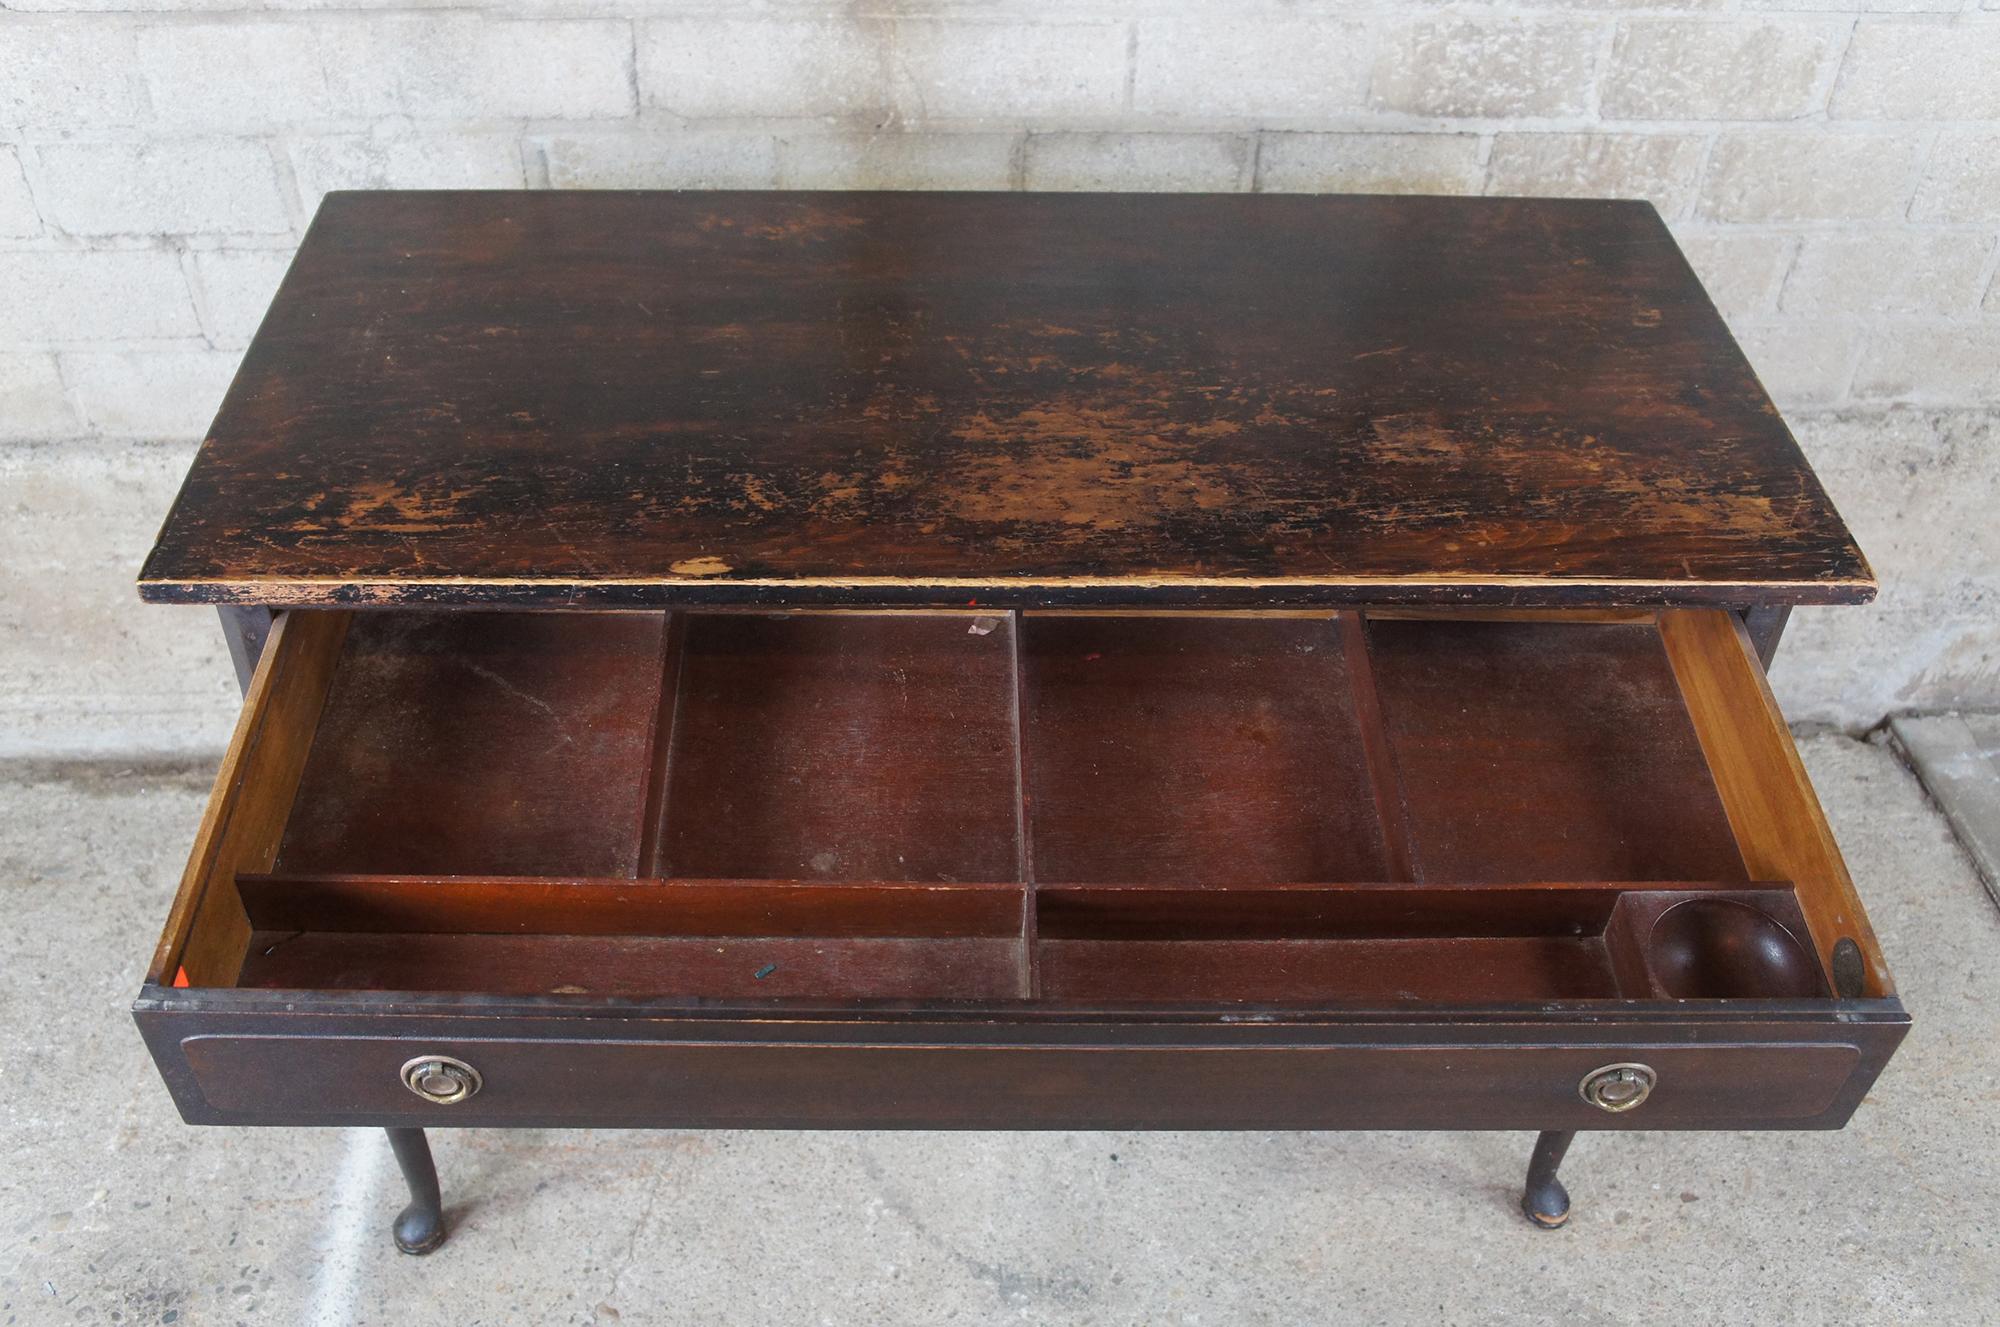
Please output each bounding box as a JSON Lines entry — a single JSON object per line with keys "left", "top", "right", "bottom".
{"left": 139, "top": 190, "right": 1870, "bottom": 608}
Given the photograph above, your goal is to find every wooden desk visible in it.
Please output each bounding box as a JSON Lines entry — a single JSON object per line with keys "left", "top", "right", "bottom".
{"left": 135, "top": 191, "right": 1904, "bottom": 1253}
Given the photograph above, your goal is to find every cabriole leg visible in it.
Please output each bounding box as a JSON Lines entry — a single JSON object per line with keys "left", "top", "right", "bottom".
{"left": 386, "top": 1127, "right": 447, "bottom": 1254}
{"left": 1520, "top": 1129, "right": 1576, "bottom": 1230}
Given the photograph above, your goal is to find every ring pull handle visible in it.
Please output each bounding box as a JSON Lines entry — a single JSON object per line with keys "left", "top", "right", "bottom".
{"left": 401, "top": 1055, "right": 482, "bottom": 1105}
{"left": 1579, "top": 1063, "right": 1656, "bottom": 1113}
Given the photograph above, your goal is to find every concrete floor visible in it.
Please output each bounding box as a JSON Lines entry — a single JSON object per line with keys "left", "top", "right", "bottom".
{"left": 3, "top": 734, "right": 1997, "bottom": 1326}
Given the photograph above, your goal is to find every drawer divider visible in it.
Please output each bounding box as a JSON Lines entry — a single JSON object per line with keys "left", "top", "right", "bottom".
{"left": 1341, "top": 612, "right": 1418, "bottom": 883}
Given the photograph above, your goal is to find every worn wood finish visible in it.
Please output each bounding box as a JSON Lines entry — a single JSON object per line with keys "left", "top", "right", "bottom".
{"left": 1658, "top": 608, "right": 1895, "bottom": 996}
{"left": 137, "top": 192, "right": 1871, "bottom": 609}
{"left": 275, "top": 611, "right": 669, "bottom": 878}
{"left": 146, "top": 611, "right": 349, "bottom": 987}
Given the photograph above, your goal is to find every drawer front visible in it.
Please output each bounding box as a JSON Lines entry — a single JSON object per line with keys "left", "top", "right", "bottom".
{"left": 162, "top": 1027, "right": 1878, "bottom": 1131}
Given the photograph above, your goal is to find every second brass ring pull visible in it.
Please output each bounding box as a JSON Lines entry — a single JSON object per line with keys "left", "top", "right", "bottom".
{"left": 401, "top": 1054, "right": 482, "bottom": 1105}
{"left": 1579, "top": 1062, "right": 1656, "bottom": 1113}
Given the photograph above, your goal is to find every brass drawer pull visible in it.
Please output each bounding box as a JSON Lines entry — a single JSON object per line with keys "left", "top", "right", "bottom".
{"left": 1579, "top": 1063, "right": 1656, "bottom": 1113}
{"left": 401, "top": 1055, "right": 482, "bottom": 1105}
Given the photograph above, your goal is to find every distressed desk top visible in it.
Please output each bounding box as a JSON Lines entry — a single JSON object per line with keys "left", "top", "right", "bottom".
{"left": 139, "top": 190, "right": 1871, "bottom": 608}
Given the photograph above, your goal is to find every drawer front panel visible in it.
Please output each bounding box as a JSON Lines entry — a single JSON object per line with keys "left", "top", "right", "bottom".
{"left": 175, "top": 1032, "right": 1864, "bottom": 1130}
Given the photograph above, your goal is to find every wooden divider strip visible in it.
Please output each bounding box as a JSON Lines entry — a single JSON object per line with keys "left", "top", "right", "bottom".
{"left": 1658, "top": 608, "right": 1893, "bottom": 997}
{"left": 237, "top": 874, "right": 1028, "bottom": 939}
{"left": 635, "top": 611, "right": 688, "bottom": 878}
{"left": 1010, "top": 609, "right": 1041, "bottom": 998}
{"left": 1342, "top": 613, "right": 1419, "bottom": 883}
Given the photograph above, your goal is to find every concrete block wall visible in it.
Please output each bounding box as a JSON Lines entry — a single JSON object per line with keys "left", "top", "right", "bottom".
{"left": 1, "top": 1, "right": 1996, "bottom": 756}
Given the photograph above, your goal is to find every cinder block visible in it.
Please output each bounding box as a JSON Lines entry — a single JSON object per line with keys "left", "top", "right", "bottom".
{"left": 31, "top": 140, "right": 292, "bottom": 238}
{"left": 1603, "top": 20, "right": 1843, "bottom": 120}
{"left": 1256, "top": 132, "right": 1482, "bottom": 195}
{"left": 0, "top": 250, "right": 201, "bottom": 344}
{"left": 0, "top": 148, "right": 40, "bottom": 237}
{"left": 1911, "top": 131, "right": 2000, "bottom": 224}
{"left": 1733, "top": 319, "right": 1862, "bottom": 407}
{"left": 542, "top": 132, "right": 782, "bottom": 190}
{"left": 888, "top": 21, "right": 1127, "bottom": 120}
{"left": 1371, "top": 20, "right": 1601, "bottom": 118}
{"left": 1025, "top": 133, "right": 1251, "bottom": 192}
{"left": 289, "top": 134, "right": 526, "bottom": 218}
{"left": 192, "top": 249, "right": 298, "bottom": 348}
{"left": 1833, "top": 18, "right": 2000, "bottom": 119}
{"left": 319, "top": 17, "right": 634, "bottom": 120}
{"left": 1669, "top": 228, "right": 1791, "bottom": 320}
{"left": 1697, "top": 133, "right": 1925, "bottom": 222}
{"left": 776, "top": 132, "right": 1019, "bottom": 191}
{"left": 59, "top": 347, "right": 241, "bottom": 438}
{"left": 1854, "top": 324, "right": 2000, "bottom": 404}
{"left": 642, "top": 18, "right": 891, "bottom": 120}
{"left": 0, "top": 437, "right": 238, "bottom": 760}
{"left": 1780, "top": 407, "right": 2000, "bottom": 727}
{"left": 1134, "top": 17, "right": 1372, "bottom": 119}
{"left": 0, "top": 353, "right": 76, "bottom": 436}
{"left": 1783, "top": 233, "right": 1996, "bottom": 317}
{"left": 0, "top": 20, "right": 147, "bottom": 131}
{"left": 137, "top": 21, "right": 335, "bottom": 131}
{"left": 1487, "top": 133, "right": 1705, "bottom": 220}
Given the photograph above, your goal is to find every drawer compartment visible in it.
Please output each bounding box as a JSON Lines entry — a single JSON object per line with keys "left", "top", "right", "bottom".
{"left": 137, "top": 606, "right": 1907, "bottom": 1131}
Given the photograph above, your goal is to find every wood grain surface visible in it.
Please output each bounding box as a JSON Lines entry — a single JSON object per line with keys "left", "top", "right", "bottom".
{"left": 137, "top": 191, "right": 1871, "bottom": 608}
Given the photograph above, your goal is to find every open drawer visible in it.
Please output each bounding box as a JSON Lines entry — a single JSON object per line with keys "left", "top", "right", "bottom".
{"left": 135, "top": 607, "right": 1907, "bottom": 1131}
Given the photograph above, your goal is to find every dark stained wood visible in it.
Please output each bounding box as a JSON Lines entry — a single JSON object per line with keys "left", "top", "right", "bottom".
{"left": 138, "top": 191, "right": 1871, "bottom": 610}
{"left": 238, "top": 874, "right": 1026, "bottom": 938}
{"left": 1035, "top": 881, "right": 1631, "bottom": 941}
{"left": 1364, "top": 617, "right": 1751, "bottom": 884}
{"left": 1038, "top": 938, "right": 1621, "bottom": 1002}
{"left": 1340, "top": 612, "right": 1418, "bottom": 882}
{"left": 152, "top": 1007, "right": 1900, "bottom": 1131}
{"left": 238, "top": 933, "right": 1026, "bottom": 1000}
{"left": 1036, "top": 883, "right": 1823, "bottom": 1004}
{"left": 275, "top": 610, "right": 668, "bottom": 878}
{"left": 228, "top": 874, "right": 1828, "bottom": 1004}
{"left": 1022, "top": 613, "right": 1390, "bottom": 884}
{"left": 656, "top": 611, "right": 1021, "bottom": 882}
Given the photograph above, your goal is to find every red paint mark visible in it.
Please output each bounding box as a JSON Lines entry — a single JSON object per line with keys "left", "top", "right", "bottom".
{"left": 173, "top": 966, "right": 190, "bottom": 988}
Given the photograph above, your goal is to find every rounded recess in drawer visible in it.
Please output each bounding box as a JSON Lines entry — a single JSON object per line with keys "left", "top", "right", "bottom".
{"left": 1647, "top": 898, "right": 1822, "bottom": 999}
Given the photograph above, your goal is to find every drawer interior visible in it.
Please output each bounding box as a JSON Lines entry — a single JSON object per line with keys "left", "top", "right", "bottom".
{"left": 152, "top": 607, "right": 1893, "bottom": 1006}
